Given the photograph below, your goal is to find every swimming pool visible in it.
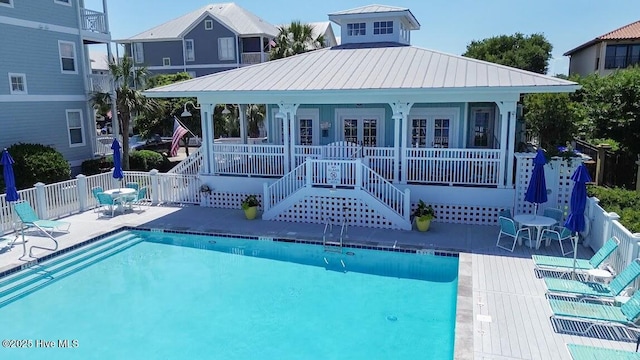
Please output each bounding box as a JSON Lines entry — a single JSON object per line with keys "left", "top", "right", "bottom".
{"left": 0, "top": 229, "right": 459, "bottom": 359}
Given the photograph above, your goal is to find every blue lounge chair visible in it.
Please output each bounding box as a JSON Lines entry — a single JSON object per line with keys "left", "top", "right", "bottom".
{"left": 533, "top": 237, "right": 619, "bottom": 272}
{"left": 13, "top": 201, "right": 70, "bottom": 237}
{"left": 544, "top": 258, "right": 640, "bottom": 299}
{"left": 550, "top": 290, "right": 640, "bottom": 338}
{"left": 567, "top": 344, "right": 640, "bottom": 360}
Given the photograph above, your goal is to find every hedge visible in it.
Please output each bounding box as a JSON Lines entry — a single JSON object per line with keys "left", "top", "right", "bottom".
{"left": 587, "top": 185, "right": 640, "bottom": 233}
{"left": 81, "top": 150, "right": 171, "bottom": 175}
{"left": 1, "top": 143, "right": 71, "bottom": 191}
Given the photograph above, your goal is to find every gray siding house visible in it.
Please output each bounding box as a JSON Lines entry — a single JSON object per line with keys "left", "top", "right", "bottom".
{"left": 0, "top": 0, "right": 112, "bottom": 171}
{"left": 116, "top": 3, "right": 279, "bottom": 78}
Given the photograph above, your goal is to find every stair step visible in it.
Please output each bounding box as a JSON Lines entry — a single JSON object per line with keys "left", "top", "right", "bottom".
{"left": 0, "top": 232, "right": 143, "bottom": 306}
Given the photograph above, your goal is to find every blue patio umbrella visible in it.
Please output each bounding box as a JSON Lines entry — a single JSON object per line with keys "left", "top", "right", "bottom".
{"left": 111, "top": 139, "right": 124, "bottom": 181}
{"left": 1, "top": 149, "right": 19, "bottom": 202}
{"left": 564, "top": 164, "right": 592, "bottom": 277}
{"left": 524, "top": 149, "right": 548, "bottom": 216}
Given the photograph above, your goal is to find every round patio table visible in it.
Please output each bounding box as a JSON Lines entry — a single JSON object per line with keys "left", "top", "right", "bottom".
{"left": 513, "top": 214, "right": 557, "bottom": 249}
{"left": 103, "top": 188, "right": 136, "bottom": 212}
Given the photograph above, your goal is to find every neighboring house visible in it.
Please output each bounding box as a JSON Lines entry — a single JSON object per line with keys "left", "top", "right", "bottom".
{"left": 146, "top": 4, "right": 578, "bottom": 231}
{"left": 565, "top": 20, "right": 640, "bottom": 77}
{"left": 116, "top": 3, "right": 278, "bottom": 78}
{"left": 309, "top": 21, "right": 338, "bottom": 47}
{"left": 89, "top": 51, "right": 109, "bottom": 75}
{"left": 0, "top": 0, "right": 112, "bottom": 171}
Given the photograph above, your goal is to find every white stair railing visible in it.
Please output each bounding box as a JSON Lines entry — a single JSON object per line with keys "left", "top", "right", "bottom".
{"left": 263, "top": 161, "right": 306, "bottom": 212}
{"left": 360, "top": 163, "right": 409, "bottom": 221}
{"left": 168, "top": 147, "right": 202, "bottom": 174}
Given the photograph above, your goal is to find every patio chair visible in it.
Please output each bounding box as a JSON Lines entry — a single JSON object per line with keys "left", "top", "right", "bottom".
{"left": 566, "top": 344, "right": 640, "bottom": 360}
{"left": 543, "top": 207, "right": 564, "bottom": 223}
{"left": 13, "top": 201, "right": 70, "bottom": 237}
{"left": 91, "top": 186, "right": 103, "bottom": 212}
{"left": 496, "top": 216, "right": 531, "bottom": 252}
{"left": 540, "top": 226, "right": 575, "bottom": 256}
{"left": 95, "top": 192, "right": 123, "bottom": 217}
{"left": 544, "top": 258, "right": 640, "bottom": 299}
{"left": 499, "top": 209, "right": 513, "bottom": 219}
{"left": 532, "top": 236, "right": 619, "bottom": 272}
{"left": 125, "top": 182, "right": 139, "bottom": 191}
{"left": 549, "top": 290, "right": 640, "bottom": 339}
{"left": 127, "top": 186, "right": 148, "bottom": 211}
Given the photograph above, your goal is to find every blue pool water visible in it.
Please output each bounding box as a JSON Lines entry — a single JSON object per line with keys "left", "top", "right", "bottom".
{"left": 0, "top": 230, "right": 459, "bottom": 359}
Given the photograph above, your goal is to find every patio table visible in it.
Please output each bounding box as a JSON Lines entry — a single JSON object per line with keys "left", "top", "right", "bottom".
{"left": 513, "top": 214, "right": 556, "bottom": 249}
{"left": 103, "top": 188, "right": 136, "bottom": 212}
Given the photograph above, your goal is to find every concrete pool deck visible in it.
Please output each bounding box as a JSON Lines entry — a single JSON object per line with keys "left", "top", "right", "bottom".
{"left": 0, "top": 204, "right": 636, "bottom": 359}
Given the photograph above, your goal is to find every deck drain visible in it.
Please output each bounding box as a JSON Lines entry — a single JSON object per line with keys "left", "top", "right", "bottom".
{"left": 386, "top": 315, "right": 398, "bottom": 321}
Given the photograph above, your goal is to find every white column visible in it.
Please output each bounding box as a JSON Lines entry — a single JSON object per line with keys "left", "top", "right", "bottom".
{"left": 277, "top": 103, "right": 300, "bottom": 174}
{"left": 390, "top": 102, "right": 413, "bottom": 184}
{"left": 392, "top": 114, "right": 401, "bottom": 183}
{"left": 200, "top": 103, "right": 214, "bottom": 174}
{"left": 497, "top": 101, "right": 517, "bottom": 189}
{"left": 239, "top": 104, "right": 247, "bottom": 144}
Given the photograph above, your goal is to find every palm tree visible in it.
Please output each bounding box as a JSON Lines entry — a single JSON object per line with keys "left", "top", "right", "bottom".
{"left": 246, "top": 104, "right": 265, "bottom": 138}
{"left": 90, "top": 55, "right": 159, "bottom": 170}
{"left": 269, "top": 21, "right": 326, "bottom": 60}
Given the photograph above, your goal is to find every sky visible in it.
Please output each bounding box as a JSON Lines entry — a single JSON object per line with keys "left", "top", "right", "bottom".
{"left": 86, "top": 0, "right": 639, "bottom": 75}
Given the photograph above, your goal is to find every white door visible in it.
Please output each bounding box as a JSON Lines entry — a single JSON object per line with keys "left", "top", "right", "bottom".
{"left": 271, "top": 109, "right": 319, "bottom": 145}
{"left": 468, "top": 107, "right": 496, "bottom": 148}
{"left": 408, "top": 108, "right": 457, "bottom": 148}
{"left": 336, "top": 109, "right": 384, "bottom": 146}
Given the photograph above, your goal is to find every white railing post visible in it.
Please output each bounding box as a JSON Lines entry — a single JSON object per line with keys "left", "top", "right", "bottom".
{"left": 355, "top": 158, "right": 362, "bottom": 190}
{"left": 403, "top": 188, "right": 411, "bottom": 222}
{"left": 34, "top": 182, "right": 47, "bottom": 219}
{"left": 263, "top": 182, "right": 270, "bottom": 212}
{"left": 306, "top": 160, "right": 312, "bottom": 187}
{"left": 150, "top": 169, "right": 160, "bottom": 205}
{"left": 603, "top": 211, "right": 620, "bottom": 247}
{"left": 76, "top": 174, "right": 88, "bottom": 212}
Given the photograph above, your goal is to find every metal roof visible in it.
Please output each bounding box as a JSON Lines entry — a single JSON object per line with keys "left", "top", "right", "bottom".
{"left": 119, "top": 3, "right": 278, "bottom": 42}
{"left": 328, "top": 4, "right": 420, "bottom": 29}
{"left": 564, "top": 20, "right": 640, "bottom": 56}
{"left": 328, "top": 4, "right": 409, "bottom": 16}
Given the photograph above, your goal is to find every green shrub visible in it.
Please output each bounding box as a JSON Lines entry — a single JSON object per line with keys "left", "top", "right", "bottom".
{"left": 81, "top": 156, "right": 114, "bottom": 176}
{"left": 129, "top": 150, "right": 169, "bottom": 171}
{"left": 2, "top": 143, "right": 71, "bottom": 190}
{"left": 587, "top": 185, "right": 640, "bottom": 233}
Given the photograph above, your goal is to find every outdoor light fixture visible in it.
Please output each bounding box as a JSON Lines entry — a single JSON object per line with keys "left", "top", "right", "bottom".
{"left": 221, "top": 107, "right": 231, "bottom": 115}
{"left": 181, "top": 101, "right": 200, "bottom": 117}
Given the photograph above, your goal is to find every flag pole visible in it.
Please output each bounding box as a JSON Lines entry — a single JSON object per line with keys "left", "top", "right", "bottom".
{"left": 174, "top": 116, "right": 199, "bottom": 142}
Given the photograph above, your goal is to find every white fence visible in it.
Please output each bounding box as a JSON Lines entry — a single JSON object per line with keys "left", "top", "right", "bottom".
{"left": 584, "top": 197, "right": 640, "bottom": 280}
{"left": 405, "top": 148, "right": 501, "bottom": 186}
{"left": 0, "top": 171, "right": 200, "bottom": 236}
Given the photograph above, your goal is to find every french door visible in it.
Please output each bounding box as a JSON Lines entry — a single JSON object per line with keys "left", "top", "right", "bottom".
{"left": 337, "top": 109, "right": 384, "bottom": 146}
{"left": 409, "top": 109, "right": 457, "bottom": 148}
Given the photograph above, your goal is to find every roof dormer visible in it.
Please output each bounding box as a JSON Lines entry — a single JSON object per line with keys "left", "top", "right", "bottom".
{"left": 328, "top": 4, "right": 420, "bottom": 46}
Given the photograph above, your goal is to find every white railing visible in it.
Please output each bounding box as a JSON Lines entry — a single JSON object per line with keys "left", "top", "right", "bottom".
{"left": 169, "top": 147, "right": 202, "bottom": 175}
{"left": 308, "top": 159, "right": 358, "bottom": 187}
{"left": 96, "top": 136, "right": 114, "bottom": 155}
{"left": 241, "top": 52, "right": 268, "bottom": 64}
{"left": 80, "top": 8, "right": 108, "bottom": 34}
{"left": 360, "top": 162, "right": 407, "bottom": 219}
{"left": 263, "top": 162, "right": 306, "bottom": 212}
{"left": 293, "top": 145, "right": 323, "bottom": 167}
{"left": 88, "top": 74, "right": 112, "bottom": 93}
{"left": 584, "top": 197, "right": 640, "bottom": 281}
{"left": 404, "top": 148, "right": 501, "bottom": 185}
{"left": 0, "top": 170, "right": 201, "bottom": 236}
{"left": 212, "top": 144, "right": 285, "bottom": 176}
{"left": 293, "top": 145, "right": 396, "bottom": 181}
{"left": 363, "top": 147, "right": 395, "bottom": 182}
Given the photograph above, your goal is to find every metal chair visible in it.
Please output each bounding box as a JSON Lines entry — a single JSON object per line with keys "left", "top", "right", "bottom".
{"left": 543, "top": 207, "right": 564, "bottom": 222}
{"left": 540, "top": 226, "right": 575, "bottom": 256}
{"left": 96, "top": 192, "right": 122, "bottom": 217}
{"left": 496, "top": 216, "right": 531, "bottom": 252}
{"left": 91, "top": 186, "right": 103, "bottom": 212}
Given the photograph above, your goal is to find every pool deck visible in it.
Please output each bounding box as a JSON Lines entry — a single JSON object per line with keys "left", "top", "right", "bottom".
{"left": 0, "top": 204, "right": 637, "bottom": 359}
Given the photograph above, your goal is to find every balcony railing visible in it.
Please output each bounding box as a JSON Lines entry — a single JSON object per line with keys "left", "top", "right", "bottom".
{"left": 241, "top": 52, "right": 269, "bottom": 65}
{"left": 80, "top": 8, "right": 108, "bottom": 34}
{"left": 88, "top": 74, "right": 112, "bottom": 92}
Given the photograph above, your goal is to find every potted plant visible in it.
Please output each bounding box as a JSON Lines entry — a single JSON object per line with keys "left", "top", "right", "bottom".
{"left": 241, "top": 194, "right": 260, "bottom": 220}
{"left": 412, "top": 200, "right": 436, "bottom": 232}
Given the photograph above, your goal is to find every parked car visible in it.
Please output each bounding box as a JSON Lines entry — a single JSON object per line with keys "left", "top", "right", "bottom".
{"left": 130, "top": 135, "right": 172, "bottom": 154}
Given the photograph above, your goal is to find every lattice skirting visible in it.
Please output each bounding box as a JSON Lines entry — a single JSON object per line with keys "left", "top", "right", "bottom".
{"left": 201, "top": 191, "right": 504, "bottom": 227}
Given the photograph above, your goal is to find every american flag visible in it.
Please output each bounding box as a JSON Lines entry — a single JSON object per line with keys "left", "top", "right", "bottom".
{"left": 269, "top": 39, "right": 276, "bottom": 47}
{"left": 170, "top": 117, "right": 188, "bottom": 157}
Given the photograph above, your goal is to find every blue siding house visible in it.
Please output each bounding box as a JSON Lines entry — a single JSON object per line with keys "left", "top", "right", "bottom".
{"left": 0, "top": 0, "right": 112, "bottom": 171}
{"left": 116, "top": 3, "right": 279, "bottom": 78}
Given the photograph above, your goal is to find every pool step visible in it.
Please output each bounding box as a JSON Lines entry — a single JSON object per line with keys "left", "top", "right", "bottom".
{"left": 0, "top": 232, "right": 144, "bottom": 307}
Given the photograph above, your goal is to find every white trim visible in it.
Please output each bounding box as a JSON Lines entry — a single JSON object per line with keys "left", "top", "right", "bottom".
{"left": 8, "top": 73, "right": 27, "bottom": 95}
{"left": 162, "top": 57, "right": 171, "bottom": 66}
{"left": 0, "top": 94, "right": 87, "bottom": 102}
{"left": 0, "top": 15, "right": 79, "bottom": 35}
{"left": 0, "top": 0, "right": 13, "bottom": 8}
{"left": 184, "top": 39, "right": 195, "bottom": 62}
{"left": 146, "top": 63, "right": 238, "bottom": 71}
{"left": 334, "top": 108, "right": 385, "bottom": 146}
{"left": 408, "top": 107, "right": 459, "bottom": 148}
{"left": 204, "top": 20, "right": 213, "bottom": 30}
{"left": 58, "top": 40, "right": 78, "bottom": 74}
{"left": 54, "top": 0, "right": 71, "bottom": 6}
{"left": 66, "top": 109, "right": 85, "bottom": 147}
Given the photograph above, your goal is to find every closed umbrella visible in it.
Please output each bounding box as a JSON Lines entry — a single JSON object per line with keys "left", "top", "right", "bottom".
{"left": 564, "top": 164, "right": 591, "bottom": 278}
{"left": 525, "top": 149, "right": 548, "bottom": 217}
{"left": 111, "top": 139, "right": 124, "bottom": 182}
{"left": 1, "top": 149, "right": 19, "bottom": 202}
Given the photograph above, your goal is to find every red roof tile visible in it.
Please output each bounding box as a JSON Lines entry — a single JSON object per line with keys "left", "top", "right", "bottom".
{"left": 598, "top": 20, "right": 640, "bottom": 40}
